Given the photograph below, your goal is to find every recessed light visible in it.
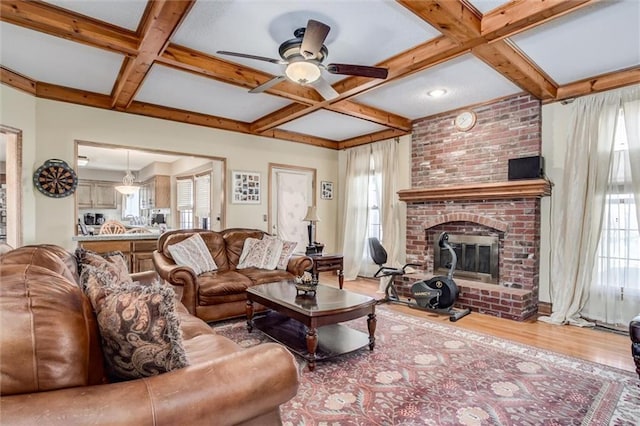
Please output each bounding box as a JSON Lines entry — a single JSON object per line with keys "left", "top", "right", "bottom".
{"left": 427, "top": 88, "right": 447, "bottom": 98}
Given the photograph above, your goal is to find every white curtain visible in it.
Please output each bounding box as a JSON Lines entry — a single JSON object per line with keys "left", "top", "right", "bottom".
{"left": 342, "top": 140, "right": 400, "bottom": 281}
{"left": 541, "top": 85, "right": 640, "bottom": 327}
{"left": 342, "top": 144, "right": 373, "bottom": 280}
{"left": 581, "top": 88, "right": 640, "bottom": 326}
{"left": 372, "top": 140, "right": 401, "bottom": 292}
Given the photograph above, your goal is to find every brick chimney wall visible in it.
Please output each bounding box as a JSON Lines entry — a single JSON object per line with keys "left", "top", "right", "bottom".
{"left": 402, "top": 94, "right": 543, "bottom": 320}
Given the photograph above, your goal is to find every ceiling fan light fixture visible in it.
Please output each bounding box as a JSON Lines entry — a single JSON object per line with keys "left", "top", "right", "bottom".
{"left": 428, "top": 88, "right": 448, "bottom": 98}
{"left": 285, "top": 61, "right": 321, "bottom": 85}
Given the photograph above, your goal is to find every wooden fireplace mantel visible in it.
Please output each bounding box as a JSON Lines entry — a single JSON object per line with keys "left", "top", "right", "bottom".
{"left": 398, "top": 179, "right": 552, "bottom": 202}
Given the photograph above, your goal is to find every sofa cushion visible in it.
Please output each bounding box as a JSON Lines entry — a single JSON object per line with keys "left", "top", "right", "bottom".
{"left": 86, "top": 273, "right": 189, "bottom": 381}
{"left": 237, "top": 237, "right": 283, "bottom": 270}
{"left": 0, "top": 245, "right": 79, "bottom": 284}
{"left": 239, "top": 267, "right": 294, "bottom": 285}
{"left": 0, "top": 264, "right": 105, "bottom": 395}
{"left": 167, "top": 233, "right": 218, "bottom": 275}
{"left": 197, "top": 270, "right": 253, "bottom": 305}
{"left": 222, "top": 229, "right": 265, "bottom": 268}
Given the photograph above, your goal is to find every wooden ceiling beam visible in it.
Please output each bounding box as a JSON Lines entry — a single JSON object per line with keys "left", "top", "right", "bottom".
{"left": 0, "top": 66, "right": 36, "bottom": 95}
{"left": 0, "top": 0, "right": 138, "bottom": 55}
{"left": 553, "top": 66, "right": 640, "bottom": 102}
{"left": 259, "top": 129, "right": 339, "bottom": 149}
{"left": 111, "top": 0, "right": 195, "bottom": 109}
{"left": 397, "top": 0, "right": 481, "bottom": 41}
{"left": 399, "top": 0, "right": 558, "bottom": 100}
{"left": 482, "top": 0, "right": 598, "bottom": 41}
{"left": 338, "top": 128, "right": 409, "bottom": 150}
{"left": 36, "top": 82, "right": 113, "bottom": 109}
{"left": 473, "top": 40, "right": 557, "bottom": 99}
{"left": 328, "top": 100, "right": 412, "bottom": 131}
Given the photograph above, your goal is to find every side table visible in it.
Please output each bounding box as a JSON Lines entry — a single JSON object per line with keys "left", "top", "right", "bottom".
{"left": 309, "top": 253, "right": 344, "bottom": 289}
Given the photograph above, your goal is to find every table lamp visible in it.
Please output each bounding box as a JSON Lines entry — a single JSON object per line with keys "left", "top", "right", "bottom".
{"left": 303, "top": 206, "right": 322, "bottom": 255}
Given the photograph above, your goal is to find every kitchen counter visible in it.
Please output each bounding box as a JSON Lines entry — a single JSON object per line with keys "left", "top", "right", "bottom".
{"left": 73, "top": 233, "right": 160, "bottom": 242}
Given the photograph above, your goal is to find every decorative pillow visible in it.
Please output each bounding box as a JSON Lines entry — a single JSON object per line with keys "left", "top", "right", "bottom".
{"left": 167, "top": 233, "right": 217, "bottom": 275}
{"left": 237, "top": 237, "right": 283, "bottom": 270}
{"left": 92, "top": 278, "right": 188, "bottom": 381}
{"left": 263, "top": 235, "right": 298, "bottom": 270}
{"left": 76, "top": 248, "right": 133, "bottom": 288}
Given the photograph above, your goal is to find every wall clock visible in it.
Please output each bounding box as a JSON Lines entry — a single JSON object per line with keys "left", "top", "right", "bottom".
{"left": 454, "top": 110, "right": 477, "bottom": 132}
{"left": 33, "top": 159, "right": 78, "bottom": 198}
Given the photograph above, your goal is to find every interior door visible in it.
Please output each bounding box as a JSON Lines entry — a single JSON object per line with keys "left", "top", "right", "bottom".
{"left": 270, "top": 165, "right": 315, "bottom": 253}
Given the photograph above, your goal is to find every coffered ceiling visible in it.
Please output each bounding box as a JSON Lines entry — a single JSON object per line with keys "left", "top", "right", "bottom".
{"left": 1, "top": 0, "right": 638, "bottom": 150}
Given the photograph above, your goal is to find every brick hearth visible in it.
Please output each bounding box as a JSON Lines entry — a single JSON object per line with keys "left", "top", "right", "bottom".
{"left": 399, "top": 94, "right": 547, "bottom": 321}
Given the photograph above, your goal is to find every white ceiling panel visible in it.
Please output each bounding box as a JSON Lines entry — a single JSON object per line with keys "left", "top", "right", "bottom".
{"left": 355, "top": 54, "right": 521, "bottom": 120}
{"left": 135, "top": 64, "right": 292, "bottom": 122}
{"left": 0, "top": 22, "right": 124, "bottom": 95}
{"left": 467, "top": 0, "right": 511, "bottom": 15}
{"left": 511, "top": 0, "right": 640, "bottom": 85}
{"left": 172, "top": 0, "right": 441, "bottom": 84}
{"left": 277, "top": 110, "right": 388, "bottom": 141}
{"left": 42, "top": 0, "right": 147, "bottom": 31}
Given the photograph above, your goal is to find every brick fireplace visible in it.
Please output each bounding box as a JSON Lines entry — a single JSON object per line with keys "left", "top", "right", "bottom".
{"left": 397, "top": 94, "right": 550, "bottom": 321}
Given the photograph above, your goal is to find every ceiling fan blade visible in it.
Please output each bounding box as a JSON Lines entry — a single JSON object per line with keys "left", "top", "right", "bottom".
{"left": 217, "top": 51, "right": 287, "bottom": 65}
{"left": 326, "top": 63, "right": 388, "bottom": 79}
{"left": 300, "top": 19, "right": 330, "bottom": 60}
{"left": 249, "top": 75, "right": 287, "bottom": 94}
{"left": 311, "top": 77, "right": 339, "bottom": 100}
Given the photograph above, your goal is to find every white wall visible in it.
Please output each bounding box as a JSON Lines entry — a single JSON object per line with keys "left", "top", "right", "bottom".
{"left": 0, "top": 86, "right": 37, "bottom": 245}
{"left": 1, "top": 85, "right": 339, "bottom": 251}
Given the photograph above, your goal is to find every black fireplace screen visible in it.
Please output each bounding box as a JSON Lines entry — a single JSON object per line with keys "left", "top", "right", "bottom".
{"left": 434, "top": 234, "right": 499, "bottom": 284}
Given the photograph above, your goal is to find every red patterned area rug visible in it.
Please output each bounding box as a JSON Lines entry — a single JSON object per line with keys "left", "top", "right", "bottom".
{"left": 212, "top": 307, "right": 639, "bottom": 425}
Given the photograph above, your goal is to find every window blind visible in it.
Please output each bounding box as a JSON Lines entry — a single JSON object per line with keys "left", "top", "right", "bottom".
{"left": 195, "top": 173, "right": 211, "bottom": 217}
{"left": 176, "top": 178, "right": 193, "bottom": 211}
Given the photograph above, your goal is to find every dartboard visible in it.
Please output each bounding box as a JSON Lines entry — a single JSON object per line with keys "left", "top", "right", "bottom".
{"left": 33, "top": 159, "right": 78, "bottom": 198}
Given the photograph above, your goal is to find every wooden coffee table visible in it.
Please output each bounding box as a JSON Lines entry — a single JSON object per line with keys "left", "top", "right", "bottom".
{"left": 246, "top": 281, "right": 376, "bottom": 371}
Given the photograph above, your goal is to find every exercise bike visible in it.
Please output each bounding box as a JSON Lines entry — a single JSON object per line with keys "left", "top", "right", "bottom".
{"left": 369, "top": 232, "right": 471, "bottom": 322}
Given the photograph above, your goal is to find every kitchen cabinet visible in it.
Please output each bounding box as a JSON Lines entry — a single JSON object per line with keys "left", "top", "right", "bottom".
{"left": 77, "top": 180, "right": 117, "bottom": 209}
{"left": 78, "top": 238, "right": 158, "bottom": 273}
{"left": 140, "top": 175, "right": 170, "bottom": 209}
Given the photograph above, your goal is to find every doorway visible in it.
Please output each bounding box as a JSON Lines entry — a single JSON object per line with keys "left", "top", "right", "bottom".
{"left": 0, "top": 126, "right": 23, "bottom": 248}
{"left": 269, "top": 164, "right": 316, "bottom": 253}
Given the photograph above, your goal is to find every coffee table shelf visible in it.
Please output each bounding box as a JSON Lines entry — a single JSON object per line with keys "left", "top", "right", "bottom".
{"left": 246, "top": 281, "right": 376, "bottom": 371}
{"left": 252, "top": 311, "right": 371, "bottom": 362}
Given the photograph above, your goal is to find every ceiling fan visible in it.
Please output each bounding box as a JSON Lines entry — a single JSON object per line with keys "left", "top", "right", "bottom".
{"left": 217, "top": 19, "right": 388, "bottom": 100}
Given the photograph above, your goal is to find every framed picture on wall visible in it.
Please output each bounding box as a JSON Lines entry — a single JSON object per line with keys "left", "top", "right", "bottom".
{"left": 321, "top": 181, "right": 333, "bottom": 200}
{"left": 232, "top": 171, "right": 261, "bottom": 204}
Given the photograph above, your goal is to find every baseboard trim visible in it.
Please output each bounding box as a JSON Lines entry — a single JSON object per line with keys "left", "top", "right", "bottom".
{"left": 538, "top": 302, "right": 552, "bottom": 316}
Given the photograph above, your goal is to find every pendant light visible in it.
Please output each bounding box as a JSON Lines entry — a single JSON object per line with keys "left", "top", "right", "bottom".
{"left": 114, "top": 150, "right": 139, "bottom": 195}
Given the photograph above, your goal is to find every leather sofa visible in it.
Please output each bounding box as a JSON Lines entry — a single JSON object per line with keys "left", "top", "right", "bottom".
{"left": 153, "top": 228, "right": 313, "bottom": 322}
{"left": 0, "top": 245, "right": 299, "bottom": 425}
{"left": 630, "top": 314, "right": 640, "bottom": 378}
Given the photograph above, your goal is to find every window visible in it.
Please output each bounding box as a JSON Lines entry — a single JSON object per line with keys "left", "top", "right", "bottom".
{"left": 588, "top": 109, "right": 640, "bottom": 326}
{"left": 368, "top": 166, "right": 382, "bottom": 241}
{"left": 177, "top": 172, "right": 213, "bottom": 230}
{"left": 176, "top": 177, "right": 193, "bottom": 229}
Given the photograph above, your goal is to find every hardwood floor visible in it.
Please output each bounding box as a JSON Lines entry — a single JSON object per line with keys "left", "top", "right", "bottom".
{"left": 318, "top": 272, "right": 636, "bottom": 375}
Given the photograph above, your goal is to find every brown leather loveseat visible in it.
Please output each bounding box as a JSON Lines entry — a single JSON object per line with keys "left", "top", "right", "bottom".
{"left": 0, "top": 245, "right": 299, "bottom": 425}
{"left": 153, "top": 228, "right": 313, "bottom": 322}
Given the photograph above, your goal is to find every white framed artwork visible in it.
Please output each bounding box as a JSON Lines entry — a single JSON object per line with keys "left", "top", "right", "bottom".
{"left": 232, "top": 171, "right": 261, "bottom": 204}
{"left": 321, "top": 181, "right": 333, "bottom": 200}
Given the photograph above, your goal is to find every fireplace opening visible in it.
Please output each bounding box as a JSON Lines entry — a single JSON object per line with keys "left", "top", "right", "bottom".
{"left": 434, "top": 234, "right": 499, "bottom": 284}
